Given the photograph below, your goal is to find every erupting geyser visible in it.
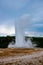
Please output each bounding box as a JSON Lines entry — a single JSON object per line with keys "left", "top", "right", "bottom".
{"left": 14, "top": 16, "right": 34, "bottom": 48}
{"left": 8, "top": 15, "right": 34, "bottom": 48}
{"left": 15, "top": 21, "right": 25, "bottom": 47}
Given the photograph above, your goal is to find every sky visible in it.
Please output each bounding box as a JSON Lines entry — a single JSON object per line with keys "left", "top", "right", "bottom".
{"left": 0, "top": 0, "right": 43, "bottom": 37}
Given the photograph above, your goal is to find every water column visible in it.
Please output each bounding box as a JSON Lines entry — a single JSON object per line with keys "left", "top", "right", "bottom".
{"left": 15, "top": 20, "right": 25, "bottom": 47}
{"left": 14, "top": 16, "right": 34, "bottom": 48}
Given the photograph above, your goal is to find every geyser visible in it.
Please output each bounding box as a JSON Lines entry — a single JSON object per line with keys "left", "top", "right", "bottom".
{"left": 14, "top": 16, "right": 34, "bottom": 48}
{"left": 8, "top": 15, "right": 36, "bottom": 48}
{"left": 15, "top": 21, "right": 25, "bottom": 47}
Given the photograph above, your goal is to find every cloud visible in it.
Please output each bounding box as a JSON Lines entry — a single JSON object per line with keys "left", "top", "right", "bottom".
{"left": 0, "top": 0, "right": 43, "bottom": 37}
{"left": 0, "top": 19, "right": 15, "bottom": 36}
{"left": 25, "top": 31, "right": 43, "bottom": 37}
{"left": 32, "top": 9, "right": 43, "bottom": 22}
{"left": 33, "top": 24, "right": 43, "bottom": 27}
{"left": 0, "top": 0, "right": 30, "bottom": 10}
{"left": 0, "top": 25, "right": 15, "bottom": 36}
{"left": 0, "top": 18, "right": 15, "bottom": 27}
{"left": 15, "top": 13, "right": 43, "bottom": 37}
{"left": 0, "top": 13, "right": 43, "bottom": 37}
{"left": 32, "top": 2, "right": 43, "bottom": 22}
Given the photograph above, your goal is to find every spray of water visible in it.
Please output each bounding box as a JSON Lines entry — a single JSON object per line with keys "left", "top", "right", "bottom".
{"left": 8, "top": 15, "right": 34, "bottom": 48}
{"left": 14, "top": 15, "right": 34, "bottom": 48}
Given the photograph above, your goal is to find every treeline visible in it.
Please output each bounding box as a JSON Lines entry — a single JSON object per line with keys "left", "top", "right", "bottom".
{"left": 31, "top": 37, "right": 43, "bottom": 48}
{"left": 25, "top": 36, "right": 43, "bottom": 48}
{"left": 0, "top": 36, "right": 15, "bottom": 48}
{"left": 0, "top": 36, "right": 43, "bottom": 48}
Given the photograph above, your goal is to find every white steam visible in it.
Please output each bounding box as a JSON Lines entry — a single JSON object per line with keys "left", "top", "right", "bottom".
{"left": 8, "top": 14, "right": 34, "bottom": 48}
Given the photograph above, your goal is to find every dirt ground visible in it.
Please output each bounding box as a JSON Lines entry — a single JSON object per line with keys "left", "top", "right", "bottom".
{"left": 0, "top": 48, "right": 43, "bottom": 65}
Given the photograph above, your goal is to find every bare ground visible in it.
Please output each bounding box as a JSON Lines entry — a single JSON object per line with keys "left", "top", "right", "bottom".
{"left": 0, "top": 48, "right": 43, "bottom": 65}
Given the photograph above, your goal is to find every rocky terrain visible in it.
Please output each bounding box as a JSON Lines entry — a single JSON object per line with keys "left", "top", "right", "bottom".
{"left": 0, "top": 48, "right": 43, "bottom": 65}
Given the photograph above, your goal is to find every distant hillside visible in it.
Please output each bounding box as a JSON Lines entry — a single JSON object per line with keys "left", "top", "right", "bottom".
{"left": 31, "top": 37, "right": 43, "bottom": 48}
{"left": 0, "top": 36, "right": 43, "bottom": 48}
{"left": 0, "top": 36, "right": 15, "bottom": 48}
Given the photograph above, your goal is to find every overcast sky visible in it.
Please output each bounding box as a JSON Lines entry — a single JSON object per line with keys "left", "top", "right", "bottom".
{"left": 0, "top": 0, "right": 43, "bottom": 37}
